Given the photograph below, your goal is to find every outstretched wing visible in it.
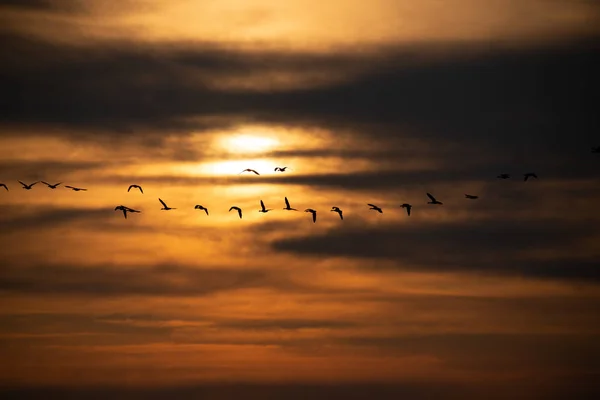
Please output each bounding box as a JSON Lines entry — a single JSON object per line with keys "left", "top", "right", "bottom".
{"left": 260, "top": 200, "right": 265, "bottom": 210}
{"left": 238, "top": 208, "right": 242, "bottom": 219}
{"left": 426, "top": 193, "right": 436, "bottom": 202}
{"left": 159, "top": 198, "right": 167, "bottom": 208}
{"left": 252, "top": 169, "right": 260, "bottom": 175}
{"left": 312, "top": 212, "right": 316, "bottom": 223}
{"left": 407, "top": 206, "right": 411, "bottom": 216}
{"left": 285, "top": 197, "right": 291, "bottom": 208}
{"left": 0, "top": 183, "right": 7, "bottom": 191}
{"left": 122, "top": 209, "right": 127, "bottom": 219}
{"left": 18, "top": 180, "right": 26, "bottom": 187}
{"left": 339, "top": 211, "right": 343, "bottom": 220}
{"left": 367, "top": 203, "right": 377, "bottom": 208}
{"left": 65, "top": 185, "right": 74, "bottom": 189}
{"left": 204, "top": 208, "right": 209, "bottom": 216}
{"left": 139, "top": 186, "right": 143, "bottom": 193}
{"left": 128, "top": 185, "right": 133, "bottom": 192}
{"left": 42, "top": 181, "right": 50, "bottom": 186}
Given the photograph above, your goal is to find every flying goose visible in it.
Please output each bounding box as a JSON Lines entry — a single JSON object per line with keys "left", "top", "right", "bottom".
{"left": 65, "top": 185, "right": 87, "bottom": 191}
{"left": 368, "top": 203, "right": 383, "bottom": 213}
{"left": 400, "top": 203, "right": 412, "bottom": 216}
{"left": 159, "top": 198, "right": 176, "bottom": 210}
{"left": 274, "top": 167, "right": 291, "bottom": 172}
{"left": 283, "top": 197, "right": 297, "bottom": 211}
{"left": 239, "top": 169, "right": 260, "bottom": 175}
{"left": 259, "top": 200, "right": 272, "bottom": 213}
{"left": 194, "top": 205, "right": 209, "bottom": 215}
{"left": 331, "top": 206, "right": 343, "bottom": 220}
{"left": 304, "top": 208, "right": 317, "bottom": 223}
{"left": 115, "top": 205, "right": 141, "bottom": 219}
{"left": 497, "top": 173, "right": 511, "bottom": 179}
{"left": 523, "top": 172, "right": 538, "bottom": 181}
{"left": 18, "top": 181, "right": 38, "bottom": 190}
{"left": 128, "top": 184, "right": 143, "bottom": 193}
{"left": 0, "top": 183, "right": 7, "bottom": 191}
{"left": 229, "top": 206, "right": 242, "bottom": 219}
{"left": 41, "top": 181, "right": 62, "bottom": 189}
{"left": 465, "top": 194, "right": 478, "bottom": 199}
{"left": 426, "top": 193, "right": 443, "bottom": 205}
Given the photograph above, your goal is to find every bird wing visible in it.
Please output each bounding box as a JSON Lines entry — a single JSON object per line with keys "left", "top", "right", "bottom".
{"left": 260, "top": 200, "right": 265, "bottom": 210}
{"left": 339, "top": 211, "right": 343, "bottom": 220}
{"left": 65, "top": 185, "right": 74, "bottom": 189}
{"left": 128, "top": 185, "right": 133, "bottom": 192}
{"left": 426, "top": 193, "right": 436, "bottom": 202}
{"left": 30, "top": 181, "right": 38, "bottom": 186}
{"left": 1, "top": 183, "right": 7, "bottom": 190}
{"left": 18, "top": 181, "right": 26, "bottom": 187}
{"left": 238, "top": 208, "right": 242, "bottom": 219}
{"left": 253, "top": 170, "right": 260, "bottom": 175}
{"left": 407, "top": 206, "right": 411, "bottom": 216}
{"left": 41, "top": 181, "right": 50, "bottom": 186}
{"left": 122, "top": 209, "right": 127, "bottom": 219}
{"left": 204, "top": 208, "right": 209, "bottom": 216}
{"left": 285, "top": 197, "right": 290, "bottom": 208}
{"left": 313, "top": 212, "right": 316, "bottom": 223}
{"left": 139, "top": 186, "right": 143, "bottom": 193}
{"left": 367, "top": 203, "right": 377, "bottom": 208}
{"left": 159, "top": 198, "right": 167, "bottom": 208}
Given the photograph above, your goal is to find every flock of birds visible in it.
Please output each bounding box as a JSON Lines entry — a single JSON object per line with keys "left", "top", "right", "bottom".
{"left": 2, "top": 146, "right": 599, "bottom": 222}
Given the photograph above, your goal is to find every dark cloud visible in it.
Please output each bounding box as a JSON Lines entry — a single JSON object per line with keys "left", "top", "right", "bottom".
{"left": 0, "top": 160, "right": 104, "bottom": 181}
{"left": 0, "top": 206, "right": 111, "bottom": 233}
{"left": 271, "top": 218, "right": 600, "bottom": 281}
{"left": 0, "top": 0, "right": 83, "bottom": 12}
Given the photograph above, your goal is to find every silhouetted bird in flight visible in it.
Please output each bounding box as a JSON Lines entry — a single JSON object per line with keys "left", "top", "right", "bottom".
{"left": 159, "top": 198, "right": 176, "bottom": 210}
{"left": 274, "top": 167, "right": 291, "bottom": 172}
{"left": 283, "top": 197, "right": 297, "bottom": 211}
{"left": 229, "top": 206, "right": 242, "bottom": 219}
{"left": 400, "top": 203, "right": 412, "bottom": 216}
{"left": 18, "top": 181, "right": 38, "bottom": 190}
{"left": 331, "top": 206, "right": 343, "bottom": 220}
{"left": 305, "top": 208, "right": 317, "bottom": 223}
{"left": 465, "top": 194, "right": 478, "bottom": 199}
{"left": 115, "top": 205, "right": 140, "bottom": 219}
{"left": 426, "top": 193, "right": 443, "bottom": 205}
{"left": 65, "top": 185, "right": 87, "bottom": 191}
{"left": 194, "top": 205, "right": 209, "bottom": 215}
{"left": 368, "top": 204, "right": 383, "bottom": 213}
{"left": 523, "top": 172, "right": 538, "bottom": 181}
{"left": 41, "top": 181, "right": 61, "bottom": 189}
{"left": 239, "top": 169, "right": 260, "bottom": 175}
{"left": 592, "top": 146, "right": 600, "bottom": 153}
{"left": 0, "top": 183, "right": 7, "bottom": 191}
{"left": 128, "top": 184, "right": 143, "bottom": 193}
{"left": 259, "top": 200, "right": 272, "bottom": 213}
{"left": 497, "top": 174, "right": 511, "bottom": 179}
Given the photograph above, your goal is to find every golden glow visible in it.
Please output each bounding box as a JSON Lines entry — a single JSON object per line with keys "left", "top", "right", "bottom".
{"left": 222, "top": 134, "right": 280, "bottom": 154}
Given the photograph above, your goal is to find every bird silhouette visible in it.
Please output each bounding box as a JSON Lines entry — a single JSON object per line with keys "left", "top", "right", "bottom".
{"left": 229, "top": 206, "right": 243, "bottom": 219}
{"left": 305, "top": 208, "right": 317, "bottom": 223}
{"left": 194, "top": 205, "right": 209, "bottom": 215}
{"left": 128, "top": 184, "right": 143, "bottom": 193}
{"left": 426, "top": 193, "right": 443, "bottom": 205}
{"left": 65, "top": 185, "right": 87, "bottom": 191}
{"left": 0, "top": 183, "right": 7, "bottom": 191}
{"left": 523, "top": 172, "right": 538, "bottom": 181}
{"left": 400, "top": 203, "right": 412, "bottom": 216}
{"left": 283, "top": 197, "right": 297, "bottom": 211}
{"left": 239, "top": 169, "right": 260, "bottom": 175}
{"left": 368, "top": 203, "right": 383, "bottom": 213}
{"left": 331, "top": 206, "right": 343, "bottom": 220}
{"left": 41, "top": 181, "right": 62, "bottom": 189}
{"left": 159, "top": 198, "right": 176, "bottom": 210}
{"left": 115, "top": 205, "right": 140, "bottom": 219}
{"left": 497, "top": 173, "right": 511, "bottom": 179}
{"left": 592, "top": 146, "right": 600, "bottom": 153}
{"left": 259, "top": 200, "right": 272, "bottom": 213}
{"left": 465, "top": 194, "right": 479, "bottom": 199}
{"left": 18, "top": 181, "right": 38, "bottom": 190}
{"left": 274, "top": 167, "right": 292, "bottom": 172}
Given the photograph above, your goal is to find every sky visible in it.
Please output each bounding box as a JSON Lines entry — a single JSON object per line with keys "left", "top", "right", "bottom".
{"left": 0, "top": 0, "right": 599, "bottom": 398}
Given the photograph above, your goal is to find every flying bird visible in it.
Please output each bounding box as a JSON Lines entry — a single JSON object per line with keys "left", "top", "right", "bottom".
{"left": 159, "top": 198, "right": 176, "bottom": 210}
{"left": 41, "top": 181, "right": 62, "bottom": 189}
{"left": 274, "top": 167, "right": 292, "bottom": 172}
{"left": 497, "top": 173, "right": 511, "bottom": 179}
{"left": 305, "top": 208, "right": 317, "bottom": 223}
{"left": 65, "top": 185, "right": 87, "bottom": 191}
{"left": 0, "top": 183, "right": 7, "bottom": 191}
{"left": 283, "top": 197, "right": 297, "bottom": 211}
{"left": 115, "top": 205, "right": 140, "bottom": 219}
{"left": 259, "top": 200, "right": 272, "bottom": 213}
{"left": 18, "top": 181, "right": 38, "bottom": 190}
{"left": 368, "top": 203, "right": 383, "bottom": 213}
{"left": 592, "top": 146, "right": 600, "bottom": 153}
{"left": 229, "top": 206, "right": 243, "bottom": 219}
{"left": 239, "top": 169, "right": 260, "bottom": 175}
{"left": 128, "top": 184, "right": 143, "bottom": 193}
{"left": 194, "top": 205, "right": 209, "bottom": 215}
{"left": 465, "top": 194, "right": 479, "bottom": 199}
{"left": 523, "top": 172, "right": 538, "bottom": 181}
{"left": 426, "top": 193, "right": 443, "bottom": 205}
{"left": 331, "top": 206, "right": 343, "bottom": 220}
{"left": 400, "top": 203, "right": 412, "bottom": 216}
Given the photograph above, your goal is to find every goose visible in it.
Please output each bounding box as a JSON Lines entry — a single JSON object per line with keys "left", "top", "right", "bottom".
{"left": 274, "top": 167, "right": 291, "bottom": 172}
{"left": 368, "top": 203, "right": 383, "bottom": 213}
{"left": 400, "top": 203, "right": 412, "bottom": 216}
{"left": 115, "top": 205, "right": 140, "bottom": 219}
{"left": 239, "top": 169, "right": 260, "bottom": 175}
{"left": 159, "top": 198, "right": 176, "bottom": 210}
{"left": 128, "top": 184, "right": 143, "bottom": 193}
{"left": 18, "top": 181, "right": 38, "bottom": 190}
{"left": 259, "top": 200, "right": 272, "bottom": 213}
{"left": 523, "top": 172, "right": 538, "bottom": 181}
{"left": 41, "top": 181, "right": 62, "bottom": 189}
{"left": 426, "top": 193, "right": 443, "bottom": 205}
{"left": 331, "top": 206, "right": 343, "bottom": 220}
{"left": 465, "top": 194, "right": 478, "bottom": 199}
{"left": 304, "top": 208, "right": 317, "bottom": 223}
{"left": 283, "top": 197, "right": 297, "bottom": 211}
{"left": 65, "top": 185, "right": 87, "bottom": 191}
{"left": 194, "top": 205, "right": 209, "bottom": 215}
{"left": 229, "top": 206, "right": 242, "bottom": 219}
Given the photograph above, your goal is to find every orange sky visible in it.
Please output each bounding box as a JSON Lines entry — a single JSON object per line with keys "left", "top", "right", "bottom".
{"left": 0, "top": 1, "right": 599, "bottom": 398}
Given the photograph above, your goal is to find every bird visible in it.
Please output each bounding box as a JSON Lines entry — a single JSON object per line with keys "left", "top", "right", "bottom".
{"left": 239, "top": 169, "right": 260, "bottom": 175}
{"left": 400, "top": 203, "right": 412, "bottom": 216}
{"left": 194, "top": 205, "right": 209, "bottom": 215}
{"left": 523, "top": 172, "right": 538, "bottom": 181}
{"left": 65, "top": 185, "right": 87, "bottom": 191}
{"left": 426, "top": 193, "right": 443, "bottom": 205}
{"left": 274, "top": 167, "right": 291, "bottom": 172}
{"left": 159, "top": 198, "right": 176, "bottom": 210}
{"left": 368, "top": 203, "right": 383, "bottom": 213}
{"left": 304, "top": 208, "right": 317, "bottom": 223}
{"left": 115, "top": 205, "right": 140, "bottom": 219}
{"left": 18, "top": 181, "right": 38, "bottom": 190}
{"left": 229, "top": 206, "right": 242, "bottom": 219}
{"left": 283, "top": 197, "right": 297, "bottom": 211}
{"left": 592, "top": 146, "right": 600, "bottom": 153}
{"left": 41, "top": 181, "right": 62, "bottom": 189}
{"left": 331, "top": 206, "right": 343, "bottom": 220}
{"left": 259, "top": 200, "right": 272, "bottom": 213}
{"left": 0, "top": 183, "right": 7, "bottom": 191}
{"left": 465, "top": 194, "right": 479, "bottom": 199}
{"left": 128, "top": 184, "right": 143, "bottom": 194}
{"left": 497, "top": 173, "right": 511, "bottom": 179}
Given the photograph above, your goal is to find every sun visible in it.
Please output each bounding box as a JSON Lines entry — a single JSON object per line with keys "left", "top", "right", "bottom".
{"left": 222, "top": 134, "right": 279, "bottom": 154}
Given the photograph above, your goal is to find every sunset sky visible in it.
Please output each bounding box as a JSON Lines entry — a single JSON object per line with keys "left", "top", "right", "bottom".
{"left": 1, "top": 0, "right": 599, "bottom": 398}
